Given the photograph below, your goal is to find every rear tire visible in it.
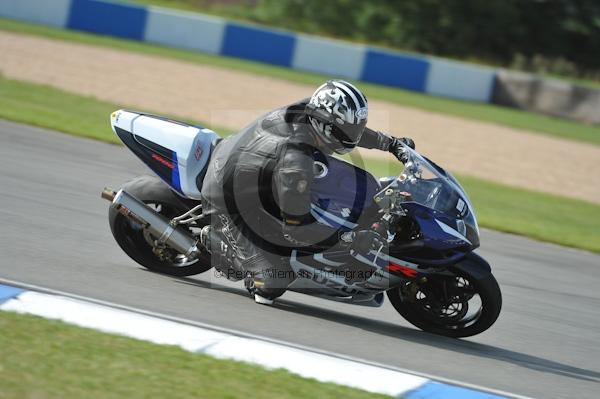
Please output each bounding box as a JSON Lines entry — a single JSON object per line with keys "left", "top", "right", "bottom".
{"left": 387, "top": 266, "right": 502, "bottom": 338}
{"left": 108, "top": 175, "right": 211, "bottom": 277}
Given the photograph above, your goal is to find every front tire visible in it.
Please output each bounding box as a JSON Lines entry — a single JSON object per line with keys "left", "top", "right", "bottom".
{"left": 108, "top": 175, "right": 212, "bottom": 277}
{"left": 387, "top": 264, "right": 502, "bottom": 338}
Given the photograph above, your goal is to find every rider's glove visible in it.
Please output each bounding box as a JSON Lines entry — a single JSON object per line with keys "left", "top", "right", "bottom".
{"left": 349, "top": 229, "right": 385, "bottom": 256}
{"left": 389, "top": 137, "right": 415, "bottom": 164}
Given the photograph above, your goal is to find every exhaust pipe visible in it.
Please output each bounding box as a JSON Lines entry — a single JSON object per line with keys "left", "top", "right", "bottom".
{"left": 102, "top": 187, "right": 201, "bottom": 258}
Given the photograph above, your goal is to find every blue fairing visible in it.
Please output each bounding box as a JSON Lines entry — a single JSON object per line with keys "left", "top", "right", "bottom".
{"left": 310, "top": 152, "right": 380, "bottom": 230}
{"left": 171, "top": 150, "right": 182, "bottom": 193}
{"left": 308, "top": 154, "right": 473, "bottom": 266}
{"left": 403, "top": 203, "right": 472, "bottom": 251}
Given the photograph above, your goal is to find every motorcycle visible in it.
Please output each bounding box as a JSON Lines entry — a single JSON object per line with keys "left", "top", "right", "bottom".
{"left": 102, "top": 110, "right": 502, "bottom": 338}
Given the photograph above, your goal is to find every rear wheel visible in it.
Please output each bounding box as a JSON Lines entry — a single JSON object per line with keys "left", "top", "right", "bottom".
{"left": 108, "top": 175, "right": 212, "bottom": 277}
{"left": 387, "top": 265, "right": 502, "bottom": 338}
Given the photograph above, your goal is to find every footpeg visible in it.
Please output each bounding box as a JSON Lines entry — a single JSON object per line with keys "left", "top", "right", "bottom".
{"left": 199, "top": 225, "right": 212, "bottom": 252}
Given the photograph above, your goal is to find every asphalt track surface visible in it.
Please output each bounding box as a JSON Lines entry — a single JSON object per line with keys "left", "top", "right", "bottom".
{"left": 1, "top": 120, "right": 598, "bottom": 399}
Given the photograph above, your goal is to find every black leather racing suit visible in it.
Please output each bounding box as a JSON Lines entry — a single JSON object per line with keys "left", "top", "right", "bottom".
{"left": 201, "top": 99, "right": 397, "bottom": 298}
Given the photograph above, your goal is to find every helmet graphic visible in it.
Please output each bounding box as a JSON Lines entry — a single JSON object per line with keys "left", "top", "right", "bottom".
{"left": 306, "top": 80, "right": 368, "bottom": 154}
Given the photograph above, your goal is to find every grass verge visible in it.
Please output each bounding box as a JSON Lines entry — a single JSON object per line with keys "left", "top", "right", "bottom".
{"left": 0, "top": 17, "right": 598, "bottom": 145}
{"left": 0, "top": 74, "right": 230, "bottom": 143}
{"left": 0, "top": 75, "right": 598, "bottom": 252}
{"left": 0, "top": 311, "right": 388, "bottom": 399}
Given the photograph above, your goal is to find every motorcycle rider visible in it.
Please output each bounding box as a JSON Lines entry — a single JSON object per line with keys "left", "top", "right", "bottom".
{"left": 200, "top": 80, "right": 415, "bottom": 304}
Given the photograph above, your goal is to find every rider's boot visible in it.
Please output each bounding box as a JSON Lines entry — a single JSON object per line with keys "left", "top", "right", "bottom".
{"left": 244, "top": 277, "right": 275, "bottom": 305}
{"left": 242, "top": 255, "right": 287, "bottom": 305}
{"left": 254, "top": 294, "right": 274, "bottom": 305}
{"left": 244, "top": 276, "right": 287, "bottom": 305}
{"left": 202, "top": 224, "right": 289, "bottom": 304}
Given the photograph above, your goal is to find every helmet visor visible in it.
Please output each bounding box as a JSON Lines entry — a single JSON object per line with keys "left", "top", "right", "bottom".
{"left": 329, "top": 120, "right": 366, "bottom": 153}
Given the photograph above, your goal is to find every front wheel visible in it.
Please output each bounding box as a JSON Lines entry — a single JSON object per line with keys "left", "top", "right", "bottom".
{"left": 387, "top": 260, "right": 502, "bottom": 338}
{"left": 108, "top": 175, "right": 212, "bottom": 277}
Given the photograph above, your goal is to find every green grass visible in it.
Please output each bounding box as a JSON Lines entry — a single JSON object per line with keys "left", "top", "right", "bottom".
{"left": 458, "top": 176, "right": 600, "bottom": 251}
{"left": 0, "top": 17, "right": 599, "bottom": 145}
{"left": 0, "top": 75, "right": 598, "bottom": 252}
{"left": 129, "top": 0, "right": 218, "bottom": 13}
{"left": 0, "top": 74, "right": 230, "bottom": 143}
{"left": 0, "top": 311, "right": 388, "bottom": 399}
{"left": 0, "top": 75, "right": 121, "bottom": 143}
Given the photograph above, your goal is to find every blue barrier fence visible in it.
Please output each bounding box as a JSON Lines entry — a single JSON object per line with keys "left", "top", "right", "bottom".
{"left": 0, "top": 0, "right": 497, "bottom": 103}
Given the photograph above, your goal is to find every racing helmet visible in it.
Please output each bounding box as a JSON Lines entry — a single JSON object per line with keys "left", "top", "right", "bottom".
{"left": 306, "top": 80, "right": 368, "bottom": 154}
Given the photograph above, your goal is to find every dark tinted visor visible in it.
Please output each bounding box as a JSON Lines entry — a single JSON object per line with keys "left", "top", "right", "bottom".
{"left": 331, "top": 120, "right": 366, "bottom": 149}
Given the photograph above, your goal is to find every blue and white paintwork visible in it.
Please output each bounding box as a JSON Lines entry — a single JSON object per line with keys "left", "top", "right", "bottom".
{"left": 0, "top": 0, "right": 498, "bottom": 103}
{"left": 110, "top": 110, "right": 218, "bottom": 199}
{"left": 110, "top": 105, "right": 476, "bottom": 275}
{"left": 310, "top": 152, "right": 380, "bottom": 230}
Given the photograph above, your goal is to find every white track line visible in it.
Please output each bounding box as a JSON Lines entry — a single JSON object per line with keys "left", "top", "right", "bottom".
{"left": 0, "top": 277, "right": 532, "bottom": 399}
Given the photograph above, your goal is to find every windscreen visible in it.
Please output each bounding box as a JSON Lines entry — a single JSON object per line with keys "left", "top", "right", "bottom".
{"left": 387, "top": 146, "right": 480, "bottom": 246}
